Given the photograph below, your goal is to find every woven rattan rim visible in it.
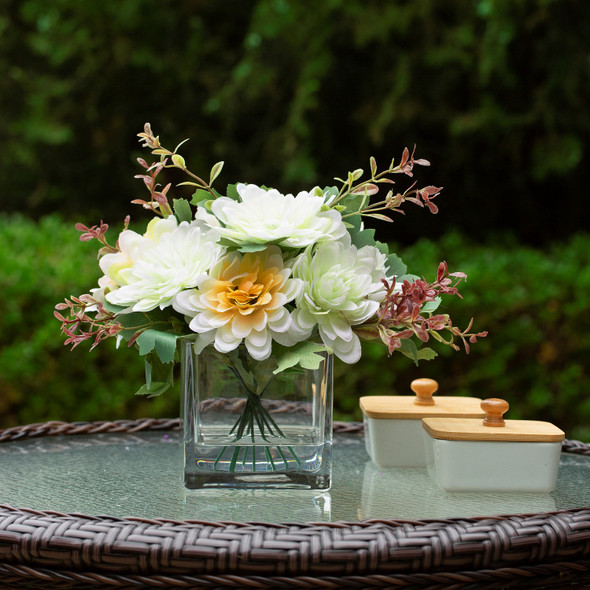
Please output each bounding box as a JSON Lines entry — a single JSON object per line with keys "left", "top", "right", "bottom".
{"left": 0, "top": 418, "right": 589, "bottom": 589}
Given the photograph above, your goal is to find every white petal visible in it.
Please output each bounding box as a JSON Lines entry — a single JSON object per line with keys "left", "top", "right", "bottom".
{"left": 327, "top": 314, "right": 354, "bottom": 342}
{"left": 200, "top": 310, "right": 234, "bottom": 329}
{"left": 173, "top": 290, "right": 199, "bottom": 316}
{"left": 320, "top": 329, "right": 361, "bottom": 364}
{"left": 271, "top": 328, "right": 307, "bottom": 347}
{"left": 266, "top": 307, "right": 290, "bottom": 333}
{"left": 230, "top": 313, "right": 255, "bottom": 338}
{"left": 214, "top": 325, "right": 242, "bottom": 353}
{"left": 188, "top": 315, "right": 212, "bottom": 334}
{"left": 292, "top": 308, "right": 317, "bottom": 332}
{"left": 280, "top": 277, "right": 303, "bottom": 302}
{"left": 247, "top": 328, "right": 270, "bottom": 347}
{"left": 245, "top": 330, "right": 272, "bottom": 360}
{"left": 194, "top": 331, "right": 216, "bottom": 354}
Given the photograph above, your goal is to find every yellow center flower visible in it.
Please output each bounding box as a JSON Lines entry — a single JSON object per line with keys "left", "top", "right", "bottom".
{"left": 207, "top": 258, "right": 282, "bottom": 319}
{"left": 173, "top": 246, "right": 303, "bottom": 360}
{"left": 200, "top": 255, "right": 287, "bottom": 331}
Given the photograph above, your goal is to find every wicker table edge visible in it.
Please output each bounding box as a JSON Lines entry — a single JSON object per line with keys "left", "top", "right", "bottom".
{"left": 0, "top": 418, "right": 588, "bottom": 582}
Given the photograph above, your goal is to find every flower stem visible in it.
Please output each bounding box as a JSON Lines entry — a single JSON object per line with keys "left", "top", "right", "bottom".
{"left": 214, "top": 355, "right": 300, "bottom": 473}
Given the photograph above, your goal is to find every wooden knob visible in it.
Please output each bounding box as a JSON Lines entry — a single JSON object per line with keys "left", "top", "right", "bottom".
{"left": 411, "top": 378, "right": 438, "bottom": 406}
{"left": 482, "top": 398, "right": 509, "bottom": 427}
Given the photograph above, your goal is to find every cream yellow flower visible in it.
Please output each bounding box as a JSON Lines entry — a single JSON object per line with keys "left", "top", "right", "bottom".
{"left": 99, "top": 216, "right": 222, "bottom": 312}
{"left": 173, "top": 246, "right": 303, "bottom": 360}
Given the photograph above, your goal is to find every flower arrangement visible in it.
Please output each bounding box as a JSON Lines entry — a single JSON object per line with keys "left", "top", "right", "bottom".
{"left": 55, "top": 123, "right": 486, "bottom": 398}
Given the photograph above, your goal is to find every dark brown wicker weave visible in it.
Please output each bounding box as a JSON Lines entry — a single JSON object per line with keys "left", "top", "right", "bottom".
{"left": 0, "top": 418, "right": 589, "bottom": 589}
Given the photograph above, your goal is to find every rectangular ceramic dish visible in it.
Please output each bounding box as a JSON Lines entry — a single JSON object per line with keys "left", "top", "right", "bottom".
{"left": 422, "top": 398, "right": 565, "bottom": 492}
{"left": 360, "top": 378, "right": 484, "bottom": 467}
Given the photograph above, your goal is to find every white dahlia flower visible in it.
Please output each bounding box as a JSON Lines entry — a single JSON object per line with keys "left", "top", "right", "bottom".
{"left": 291, "top": 236, "right": 388, "bottom": 363}
{"left": 99, "top": 216, "right": 223, "bottom": 312}
{"left": 173, "top": 246, "right": 303, "bottom": 360}
{"left": 207, "top": 183, "right": 347, "bottom": 249}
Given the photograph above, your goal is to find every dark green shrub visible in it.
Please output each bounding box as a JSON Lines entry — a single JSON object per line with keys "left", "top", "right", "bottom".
{"left": 0, "top": 214, "right": 177, "bottom": 426}
{"left": 3, "top": 0, "right": 590, "bottom": 244}
{"left": 2, "top": 215, "right": 589, "bottom": 442}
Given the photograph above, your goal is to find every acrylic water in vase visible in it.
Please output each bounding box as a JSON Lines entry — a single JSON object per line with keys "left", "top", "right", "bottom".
{"left": 182, "top": 341, "right": 333, "bottom": 489}
{"left": 55, "top": 123, "right": 486, "bottom": 491}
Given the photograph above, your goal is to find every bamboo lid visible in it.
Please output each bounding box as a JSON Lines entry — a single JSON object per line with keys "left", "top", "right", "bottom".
{"left": 422, "top": 398, "right": 565, "bottom": 442}
{"left": 359, "top": 378, "right": 484, "bottom": 420}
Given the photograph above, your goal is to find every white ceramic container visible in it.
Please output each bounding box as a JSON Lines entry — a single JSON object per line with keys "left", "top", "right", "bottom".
{"left": 422, "top": 398, "right": 565, "bottom": 492}
{"left": 360, "top": 378, "right": 484, "bottom": 467}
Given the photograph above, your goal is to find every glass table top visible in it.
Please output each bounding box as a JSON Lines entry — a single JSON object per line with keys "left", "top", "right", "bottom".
{"left": 1, "top": 431, "right": 589, "bottom": 523}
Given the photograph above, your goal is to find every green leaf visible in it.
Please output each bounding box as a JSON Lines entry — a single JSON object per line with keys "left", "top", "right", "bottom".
{"left": 322, "top": 186, "right": 339, "bottom": 201}
{"left": 346, "top": 215, "right": 407, "bottom": 277}
{"left": 352, "top": 228, "right": 378, "bottom": 249}
{"left": 339, "top": 192, "right": 364, "bottom": 215}
{"left": 386, "top": 253, "right": 408, "bottom": 276}
{"left": 347, "top": 215, "right": 377, "bottom": 249}
{"left": 370, "top": 156, "right": 377, "bottom": 176}
{"left": 365, "top": 213, "right": 393, "bottom": 222}
{"left": 397, "top": 273, "right": 420, "bottom": 283}
{"left": 399, "top": 340, "right": 438, "bottom": 365}
{"left": 135, "top": 380, "right": 171, "bottom": 396}
{"left": 136, "top": 329, "right": 178, "bottom": 363}
{"left": 237, "top": 243, "right": 268, "bottom": 253}
{"left": 113, "top": 311, "right": 153, "bottom": 342}
{"left": 416, "top": 347, "right": 438, "bottom": 361}
{"left": 349, "top": 168, "right": 363, "bottom": 182}
{"left": 217, "top": 237, "right": 240, "bottom": 248}
{"left": 101, "top": 300, "right": 129, "bottom": 314}
{"left": 191, "top": 188, "right": 212, "bottom": 206}
{"left": 273, "top": 341, "right": 328, "bottom": 374}
{"left": 348, "top": 217, "right": 392, "bottom": 257}
{"left": 135, "top": 353, "right": 174, "bottom": 396}
{"left": 173, "top": 198, "right": 193, "bottom": 223}
{"left": 209, "top": 161, "right": 224, "bottom": 184}
{"left": 226, "top": 183, "right": 241, "bottom": 201}
{"left": 421, "top": 297, "right": 441, "bottom": 313}
{"left": 400, "top": 339, "right": 419, "bottom": 364}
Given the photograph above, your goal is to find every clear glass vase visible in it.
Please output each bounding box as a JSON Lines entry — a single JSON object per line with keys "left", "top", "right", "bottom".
{"left": 181, "top": 340, "right": 333, "bottom": 490}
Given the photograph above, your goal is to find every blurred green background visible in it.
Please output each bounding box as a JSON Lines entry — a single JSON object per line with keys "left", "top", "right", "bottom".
{"left": 2, "top": 0, "right": 590, "bottom": 440}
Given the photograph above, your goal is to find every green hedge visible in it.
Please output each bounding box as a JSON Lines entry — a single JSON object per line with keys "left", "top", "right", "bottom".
{"left": 0, "top": 215, "right": 168, "bottom": 425}
{"left": 2, "top": 215, "right": 590, "bottom": 441}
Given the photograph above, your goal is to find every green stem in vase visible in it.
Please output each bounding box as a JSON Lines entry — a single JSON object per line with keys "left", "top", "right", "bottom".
{"left": 276, "top": 445, "right": 289, "bottom": 467}
{"left": 216, "top": 353, "right": 299, "bottom": 473}
{"left": 264, "top": 446, "right": 276, "bottom": 470}
{"left": 229, "top": 446, "right": 240, "bottom": 472}
{"left": 214, "top": 446, "right": 226, "bottom": 469}
{"left": 288, "top": 446, "right": 301, "bottom": 467}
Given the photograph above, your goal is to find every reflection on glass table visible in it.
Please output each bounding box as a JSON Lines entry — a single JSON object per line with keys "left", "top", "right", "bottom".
{"left": 0, "top": 430, "right": 589, "bottom": 522}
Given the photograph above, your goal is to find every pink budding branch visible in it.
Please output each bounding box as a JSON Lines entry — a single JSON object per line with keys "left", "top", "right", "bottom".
{"left": 54, "top": 296, "right": 122, "bottom": 351}
{"left": 75, "top": 217, "right": 129, "bottom": 258}
{"left": 368, "top": 261, "right": 488, "bottom": 355}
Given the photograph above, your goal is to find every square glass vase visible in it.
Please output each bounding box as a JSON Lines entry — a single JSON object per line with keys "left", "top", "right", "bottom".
{"left": 181, "top": 341, "right": 333, "bottom": 490}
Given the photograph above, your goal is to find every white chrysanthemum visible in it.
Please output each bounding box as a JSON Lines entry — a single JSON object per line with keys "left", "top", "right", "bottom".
{"left": 173, "top": 246, "right": 304, "bottom": 360}
{"left": 208, "top": 183, "right": 347, "bottom": 248}
{"left": 99, "top": 216, "right": 223, "bottom": 312}
{"left": 291, "top": 236, "right": 388, "bottom": 363}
